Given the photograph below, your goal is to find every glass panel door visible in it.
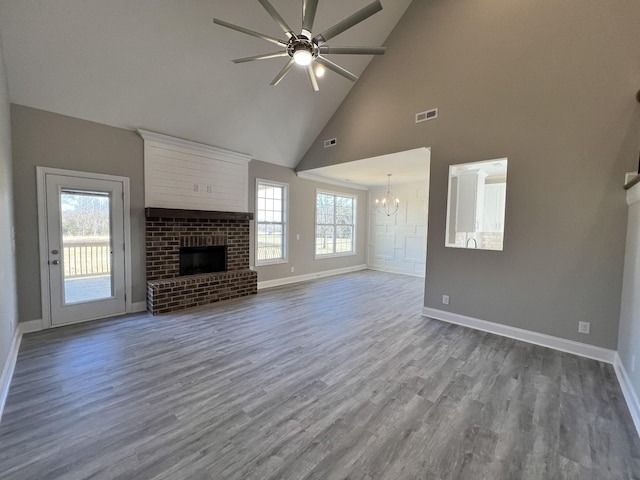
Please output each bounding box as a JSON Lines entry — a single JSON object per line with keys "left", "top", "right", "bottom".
{"left": 45, "top": 173, "right": 126, "bottom": 326}
{"left": 60, "top": 190, "right": 113, "bottom": 304}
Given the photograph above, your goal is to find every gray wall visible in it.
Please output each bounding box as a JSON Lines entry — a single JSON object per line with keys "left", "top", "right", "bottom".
{"left": 298, "top": 0, "right": 640, "bottom": 349}
{"left": 249, "top": 159, "right": 367, "bottom": 283}
{"left": 11, "top": 104, "right": 145, "bottom": 323}
{"left": 0, "top": 31, "right": 18, "bottom": 378}
{"left": 618, "top": 187, "right": 640, "bottom": 407}
{"left": 9, "top": 106, "right": 369, "bottom": 323}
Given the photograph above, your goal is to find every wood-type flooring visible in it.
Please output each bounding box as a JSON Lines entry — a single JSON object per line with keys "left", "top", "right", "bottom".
{"left": 0, "top": 271, "right": 638, "bottom": 479}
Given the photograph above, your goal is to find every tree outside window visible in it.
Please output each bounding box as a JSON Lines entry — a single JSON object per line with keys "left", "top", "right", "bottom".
{"left": 256, "top": 180, "right": 288, "bottom": 264}
{"left": 315, "top": 191, "right": 356, "bottom": 257}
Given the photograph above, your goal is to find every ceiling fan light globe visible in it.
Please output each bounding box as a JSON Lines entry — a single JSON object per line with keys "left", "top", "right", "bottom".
{"left": 293, "top": 50, "right": 313, "bottom": 66}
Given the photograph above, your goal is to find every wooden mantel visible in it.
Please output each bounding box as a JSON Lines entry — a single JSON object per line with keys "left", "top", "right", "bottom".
{"left": 145, "top": 208, "right": 253, "bottom": 221}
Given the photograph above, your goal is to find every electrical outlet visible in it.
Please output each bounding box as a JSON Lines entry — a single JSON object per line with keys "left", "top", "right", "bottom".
{"left": 296, "top": 234, "right": 300, "bottom": 240}
{"left": 578, "top": 321, "right": 590, "bottom": 334}
{"left": 442, "top": 295, "right": 450, "bottom": 305}
{"left": 291, "top": 267, "right": 295, "bottom": 273}
{"left": 632, "top": 355, "right": 636, "bottom": 373}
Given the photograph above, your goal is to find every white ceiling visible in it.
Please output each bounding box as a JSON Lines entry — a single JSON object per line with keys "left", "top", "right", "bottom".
{"left": 0, "top": 0, "right": 412, "bottom": 168}
{"left": 297, "top": 147, "right": 430, "bottom": 189}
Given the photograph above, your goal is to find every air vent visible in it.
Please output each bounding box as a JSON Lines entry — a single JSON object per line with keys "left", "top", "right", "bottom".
{"left": 415, "top": 108, "right": 438, "bottom": 124}
{"left": 324, "top": 138, "right": 337, "bottom": 148}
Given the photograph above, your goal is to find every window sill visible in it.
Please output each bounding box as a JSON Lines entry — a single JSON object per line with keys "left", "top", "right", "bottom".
{"left": 314, "top": 252, "right": 357, "bottom": 260}
{"left": 256, "top": 259, "right": 288, "bottom": 267}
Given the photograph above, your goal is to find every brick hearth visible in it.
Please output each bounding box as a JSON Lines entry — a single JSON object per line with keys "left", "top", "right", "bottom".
{"left": 145, "top": 210, "right": 257, "bottom": 315}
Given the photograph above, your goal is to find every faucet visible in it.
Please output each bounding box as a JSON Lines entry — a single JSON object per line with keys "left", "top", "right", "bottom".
{"left": 466, "top": 237, "right": 478, "bottom": 248}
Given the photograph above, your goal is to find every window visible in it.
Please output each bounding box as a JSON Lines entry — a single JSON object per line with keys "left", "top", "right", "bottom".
{"left": 256, "top": 180, "right": 287, "bottom": 265}
{"left": 315, "top": 190, "right": 356, "bottom": 258}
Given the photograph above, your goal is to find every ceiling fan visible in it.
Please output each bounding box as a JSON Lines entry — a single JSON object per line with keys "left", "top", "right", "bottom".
{"left": 213, "top": 0, "right": 386, "bottom": 92}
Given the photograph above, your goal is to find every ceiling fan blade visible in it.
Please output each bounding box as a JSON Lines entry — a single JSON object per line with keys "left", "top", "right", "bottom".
{"left": 213, "top": 18, "right": 287, "bottom": 47}
{"left": 306, "top": 65, "right": 320, "bottom": 92}
{"left": 271, "top": 58, "right": 296, "bottom": 86}
{"left": 232, "top": 51, "right": 289, "bottom": 63}
{"left": 302, "top": 0, "right": 319, "bottom": 36}
{"left": 257, "top": 0, "right": 296, "bottom": 39}
{"left": 315, "top": 56, "right": 358, "bottom": 82}
{"left": 318, "top": 46, "right": 386, "bottom": 55}
{"left": 313, "top": 0, "right": 383, "bottom": 45}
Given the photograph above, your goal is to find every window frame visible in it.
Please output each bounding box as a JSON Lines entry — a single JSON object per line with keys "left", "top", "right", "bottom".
{"left": 314, "top": 189, "right": 357, "bottom": 259}
{"left": 255, "top": 178, "right": 288, "bottom": 266}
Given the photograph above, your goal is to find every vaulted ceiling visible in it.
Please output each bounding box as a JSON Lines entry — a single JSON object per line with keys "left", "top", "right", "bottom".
{"left": 0, "top": 0, "right": 412, "bottom": 168}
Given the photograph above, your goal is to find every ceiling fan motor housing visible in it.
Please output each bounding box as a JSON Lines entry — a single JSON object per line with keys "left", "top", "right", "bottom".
{"left": 288, "top": 36, "right": 318, "bottom": 63}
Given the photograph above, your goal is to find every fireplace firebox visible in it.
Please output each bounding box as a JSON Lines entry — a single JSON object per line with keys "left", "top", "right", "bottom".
{"left": 179, "top": 245, "right": 227, "bottom": 276}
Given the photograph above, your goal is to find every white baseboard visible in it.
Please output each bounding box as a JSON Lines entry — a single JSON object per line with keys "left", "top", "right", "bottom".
{"left": 131, "top": 301, "right": 147, "bottom": 313}
{"left": 614, "top": 354, "right": 640, "bottom": 439}
{"left": 422, "top": 307, "right": 616, "bottom": 364}
{"left": 366, "top": 265, "right": 425, "bottom": 278}
{"left": 258, "top": 264, "right": 367, "bottom": 290}
{"left": 0, "top": 327, "right": 21, "bottom": 425}
{"left": 19, "top": 319, "right": 43, "bottom": 334}
{"left": 19, "top": 306, "right": 147, "bottom": 332}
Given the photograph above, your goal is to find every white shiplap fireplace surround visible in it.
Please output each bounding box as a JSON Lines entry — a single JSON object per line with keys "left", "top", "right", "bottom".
{"left": 138, "top": 130, "right": 257, "bottom": 314}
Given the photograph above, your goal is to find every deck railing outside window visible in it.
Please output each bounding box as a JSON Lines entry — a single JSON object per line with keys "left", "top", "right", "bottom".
{"left": 63, "top": 240, "right": 111, "bottom": 278}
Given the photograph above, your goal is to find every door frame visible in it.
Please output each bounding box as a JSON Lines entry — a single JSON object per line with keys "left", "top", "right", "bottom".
{"left": 36, "top": 167, "right": 133, "bottom": 329}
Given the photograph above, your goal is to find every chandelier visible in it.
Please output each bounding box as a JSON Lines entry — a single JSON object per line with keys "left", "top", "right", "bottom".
{"left": 375, "top": 174, "right": 400, "bottom": 216}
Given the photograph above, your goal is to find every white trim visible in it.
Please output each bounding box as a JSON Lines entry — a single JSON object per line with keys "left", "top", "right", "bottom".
{"left": 255, "top": 178, "right": 289, "bottom": 266}
{"left": 422, "top": 307, "right": 616, "bottom": 363}
{"left": 0, "top": 328, "right": 21, "bottom": 424}
{"left": 132, "top": 302, "right": 147, "bottom": 313}
{"left": 36, "top": 167, "right": 133, "bottom": 329}
{"left": 19, "top": 319, "right": 43, "bottom": 334}
{"left": 366, "top": 264, "right": 425, "bottom": 278}
{"left": 122, "top": 177, "right": 132, "bottom": 315}
{"left": 627, "top": 181, "right": 640, "bottom": 206}
{"left": 614, "top": 354, "right": 640, "bottom": 439}
{"left": 258, "top": 264, "right": 367, "bottom": 290}
{"left": 137, "top": 129, "right": 252, "bottom": 165}
{"left": 296, "top": 171, "right": 368, "bottom": 191}
{"left": 315, "top": 252, "right": 358, "bottom": 260}
{"left": 257, "top": 259, "right": 289, "bottom": 266}
{"left": 619, "top": 177, "right": 640, "bottom": 439}
{"left": 36, "top": 167, "right": 51, "bottom": 328}
{"left": 315, "top": 189, "right": 357, "bottom": 260}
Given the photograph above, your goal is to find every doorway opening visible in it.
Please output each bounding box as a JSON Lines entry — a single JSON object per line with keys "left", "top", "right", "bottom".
{"left": 297, "top": 147, "right": 431, "bottom": 280}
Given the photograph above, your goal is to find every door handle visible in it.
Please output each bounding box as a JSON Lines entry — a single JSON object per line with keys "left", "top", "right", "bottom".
{"left": 49, "top": 260, "right": 60, "bottom": 265}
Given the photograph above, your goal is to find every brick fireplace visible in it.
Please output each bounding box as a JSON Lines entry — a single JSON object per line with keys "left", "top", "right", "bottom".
{"left": 145, "top": 208, "right": 257, "bottom": 315}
